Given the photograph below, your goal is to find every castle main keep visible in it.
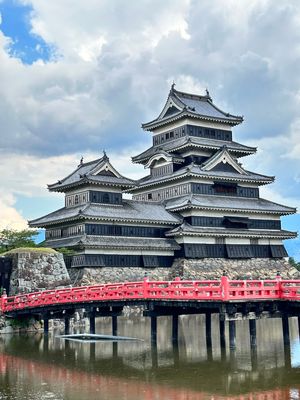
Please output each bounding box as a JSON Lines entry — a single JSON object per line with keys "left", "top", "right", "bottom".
{"left": 30, "top": 85, "right": 297, "bottom": 282}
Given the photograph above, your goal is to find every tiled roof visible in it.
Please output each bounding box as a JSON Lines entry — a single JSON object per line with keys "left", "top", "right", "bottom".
{"left": 45, "top": 235, "right": 180, "bottom": 250}
{"left": 165, "top": 195, "right": 296, "bottom": 215}
{"left": 132, "top": 136, "right": 256, "bottom": 164}
{"left": 48, "top": 154, "right": 136, "bottom": 192}
{"left": 142, "top": 86, "right": 243, "bottom": 130}
{"left": 129, "top": 163, "right": 273, "bottom": 191}
{"left": 166, "top": 222, "right": 297, "bottom": 239}
{"left": 29, "top": 200, "right": 181, "bottom": 227}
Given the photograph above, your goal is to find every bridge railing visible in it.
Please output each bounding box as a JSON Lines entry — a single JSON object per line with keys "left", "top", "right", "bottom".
{"left": 0, "top": 277, "right": 299, "bottom": 313}
{"left": 226, "top": 280, "right": 282, "bottom": 300}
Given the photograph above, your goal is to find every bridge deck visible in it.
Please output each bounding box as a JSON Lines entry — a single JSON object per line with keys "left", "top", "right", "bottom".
{"left": 1, "top": 277, "right": 299, "bottom": 316}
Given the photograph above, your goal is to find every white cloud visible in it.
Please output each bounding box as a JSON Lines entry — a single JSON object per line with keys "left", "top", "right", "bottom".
{"left": 0, "top": 193, "right": 28, "bottom": 230}
{"left": 0, "top": 0, "right": 300, "bottom": 227}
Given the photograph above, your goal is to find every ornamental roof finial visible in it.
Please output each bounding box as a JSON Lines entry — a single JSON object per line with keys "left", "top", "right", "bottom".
{"left": 78, "top": 156, "right": 83, "bottom": 167}
{"left": 103, "top": 149, "right": 109, "bottom": 160}
{"left": 171, "top": 81, "right": 176, "bottom": 91}
{"left": 205, "top": 88, "right": 210, "bottom": 97}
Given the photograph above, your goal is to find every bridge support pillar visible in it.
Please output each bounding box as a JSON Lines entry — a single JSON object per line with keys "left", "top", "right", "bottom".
{"left": 249, "top": 319, "right": 257, "bottom": 348}
{"left": 112, "top": 315, "right": 118, "bottom": 336}
{"left": 90, "top": 343, "right": 96, "bottom": 362}
{"left": 43, "top": 318, "right": 49, "bottom": 335}
{"left": 205, "top": 313, "right": 212, "bottom": 347}
{"left": 150, "top": 316, "right": 158, "bottom": 368}
{"left": 150, "top": 316, "right": 157, "bottom": 345}
{"left": 206, "top": 313, "right": 213, "bottom": 360}
{"left": 229, "top": 320, "right": 236, "bottom": 350}
{"left": 90, "top": 315, "right": 96, "bottom": 334}
{"left": 172, "top": 315, "right": 179, "bottom": 344}
{"left": 282, "top": 315, "right": 290, "bottom": 346}
{"left": 219, "top": 315, "right": 226, "bottom": 360}
{"left": 64, "top": 318, "right": 70, "bottom": 335}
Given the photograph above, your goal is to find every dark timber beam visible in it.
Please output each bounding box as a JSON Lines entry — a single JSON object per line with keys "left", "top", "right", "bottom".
{"left": 150, "top": 316, "right": 158, "bottom": 369}
{"left": 249, "top": 319, "right": 257, "bottom": 348}
{"left": 90, "top": 315, "right": 96, "bottom": 334}
{"left": 64, "top": 318, "right": 70, "bottom": 335}
{"left": 229, "top": 320, "right": 236, "bottom": 350}
{"left": 282, "top": 315, "right": 290, "bottom": 346}
{"left": 219, "top": 315, "right": 226, "bottom": 360}
{"left": 43, "top": 318, "right": 49, "bottom": 335}
{"left": 172, "top": 315, "right": 179, "bottom": 344}
{"left": 205, "top": 313, "right": 212, "bottom": 347}
{"left": 112, "top": 315, "right": 118, "bottom": 336}
{"left": 206, "top": 313, "right": 213, "bottom": 361}
{"left": 151, "top": 316, "right": 157, "bottom": 345}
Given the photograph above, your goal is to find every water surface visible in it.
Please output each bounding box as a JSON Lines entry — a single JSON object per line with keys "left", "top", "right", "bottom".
{"left": 0, "top": 315, "right": 299, "bottom": 399}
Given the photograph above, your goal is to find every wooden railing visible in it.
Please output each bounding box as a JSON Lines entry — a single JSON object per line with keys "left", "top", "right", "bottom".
{"left": 1, "top": 277, "right": 300, "bottom": 313}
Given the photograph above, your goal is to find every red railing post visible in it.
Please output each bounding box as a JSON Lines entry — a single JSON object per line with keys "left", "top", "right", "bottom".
{"left": 0, "top": 289, "right": 7, "bottom": 314}
{"left": 143, "top": 276, "right": 149, "bottom": 299}
{"left": 276, "top": 271, "right": 282, "bottom": 299}
{"left": 221, "top": 273, "right": 229, "bottom": 301}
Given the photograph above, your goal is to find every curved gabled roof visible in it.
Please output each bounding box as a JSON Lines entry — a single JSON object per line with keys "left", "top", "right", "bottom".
{"left": 142, "top": 85, "right": 243, "bottom": 130}
{"left": 165, "top": 222, "right": 297, "bottom": 240}
{"left": 165, "top": 194, "right": 296, "bottom": 215}
{"left": 29, "top": 200, "right": 181, "bottom": 227}
{"left": 48, "top": 153, "right": 136, "bottom": 192}
{"left": 45, "top": 235, "right": 180, "bottom": 251}
{"left": 128, "top": 163, "right": 274, "bottom": 193}
{"left": 132, "top": 136, "right": 256, "bottom": 164}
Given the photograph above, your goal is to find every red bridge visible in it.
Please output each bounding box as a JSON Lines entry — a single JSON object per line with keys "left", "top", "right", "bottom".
{"left": 1, "top": 276, "right": 300, "bottom": 350}
{"left": 1, "top": 276, "right": 300, "bottom": 313}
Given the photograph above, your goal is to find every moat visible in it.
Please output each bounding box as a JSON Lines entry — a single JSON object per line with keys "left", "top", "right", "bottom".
{"left": 0, "top": 315, "right": 299, "bottom": 400}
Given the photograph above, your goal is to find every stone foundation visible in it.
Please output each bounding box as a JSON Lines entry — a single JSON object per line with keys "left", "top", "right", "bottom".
{"left": 6, "top": 248, "right": 71, "bottom": 295}
{"left": 170, "top": 258, "right": 299, "bottom": 280}
{"left": 68, "top": 258, "right": 299, "bottom": 286}
{"left": 68, "top": 266, "right": 171, "bottom": 286}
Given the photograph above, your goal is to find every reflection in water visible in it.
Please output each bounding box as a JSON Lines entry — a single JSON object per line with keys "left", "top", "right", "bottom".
{"left": 0, "top": 315, "right": 299, "bottom": 399}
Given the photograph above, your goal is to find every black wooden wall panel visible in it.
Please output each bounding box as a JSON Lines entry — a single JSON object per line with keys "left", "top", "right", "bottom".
{"left": 89, "top": 191, "right": 122, "bottom": 205}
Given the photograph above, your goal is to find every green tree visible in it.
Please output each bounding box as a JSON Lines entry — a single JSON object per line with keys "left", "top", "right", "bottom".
{"left": 0, "top": 229, "right": 39, "bottom": 253}
{"left": 289, "top": 257, "right": 300, "bottom": 271}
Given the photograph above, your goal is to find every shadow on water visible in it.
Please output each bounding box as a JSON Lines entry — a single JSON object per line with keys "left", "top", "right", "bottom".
{"left": 0, "top": 315, "right": 299, "bottom": 399}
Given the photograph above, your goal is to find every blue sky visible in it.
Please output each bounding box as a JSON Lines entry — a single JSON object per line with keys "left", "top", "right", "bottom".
{"left": 0, "top": 0, "right": 53, "bottom": 64}
{"left": 0, "top": 0, "right": 299, "bottom": 259}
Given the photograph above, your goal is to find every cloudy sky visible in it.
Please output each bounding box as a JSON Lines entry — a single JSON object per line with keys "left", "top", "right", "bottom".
{"left": 0, "top": 0, "right": 299, "bottom": 258}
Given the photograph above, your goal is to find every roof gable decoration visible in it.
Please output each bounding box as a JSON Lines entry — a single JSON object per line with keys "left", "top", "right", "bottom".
{"left": 90, "top": 159, "right": 121, "bottom": 178}
{"left": 157, "top": 95, "right": 183, "bottom": 121}
{"left": 142, "top": 84, "right": 243, "bottom": 130}
{"left": 201, "top": 146, "right": 248, "bottom": 175}
{"left": 144, "top": 151, "right": 184, "bottom": 169}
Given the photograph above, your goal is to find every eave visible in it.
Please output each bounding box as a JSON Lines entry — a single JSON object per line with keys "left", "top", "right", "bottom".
{"left": 29, "top": 214, "right": 181, "bottom": 228}
{"left": 166, "top": 227, "right": 297, "bottom": 240}
{"left": 127, "top": 171, "right": 273, "bottom": 194}
{"left": 132, "top": 140, "right": 257, "bottom": 165}
{"left": 48, "top": 178, "right": 135, "bottom": 193}
{"left": 166, "top": 203, "right": 296, "bottom": 216}
{"left": 142, "top": 110, "right": 243, "bottom": 131}
{"left": 45, "top": 235, "right": 181, "bottom": 251}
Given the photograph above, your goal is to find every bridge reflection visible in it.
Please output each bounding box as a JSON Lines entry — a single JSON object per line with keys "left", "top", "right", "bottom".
{"left": 0, "top": 316, "right": 299, "bottom": 399}
{"left": 0, "top": 351, "right": 299, "bottom": 400}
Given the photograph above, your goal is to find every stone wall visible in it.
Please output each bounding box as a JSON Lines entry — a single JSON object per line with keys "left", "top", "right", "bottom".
{"left": 68, "top": 266, "right": 171, "bottom": 286}
{"left": 6, "top": 249, "right": 71, "bottom": 295}
{"left": 170, "top": 258, "right": 299, "bottom": 280}
{"left": 68, "top": 257, "right": 299, "bottom": 286}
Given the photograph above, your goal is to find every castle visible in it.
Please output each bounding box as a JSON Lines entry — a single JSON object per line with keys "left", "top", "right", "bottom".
{"left": 29, "top": 85, "right": 297, "bottom": 282}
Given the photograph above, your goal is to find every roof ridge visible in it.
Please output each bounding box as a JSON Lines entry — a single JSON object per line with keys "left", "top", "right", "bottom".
{"left": 48, "top": 156, "right": 104, "bottom": 188}
{"left": 172, "top": 87, "right": 210, "bottom": 102}
{"left": 173, "top": 86, "right": 243, "bottom": 120}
